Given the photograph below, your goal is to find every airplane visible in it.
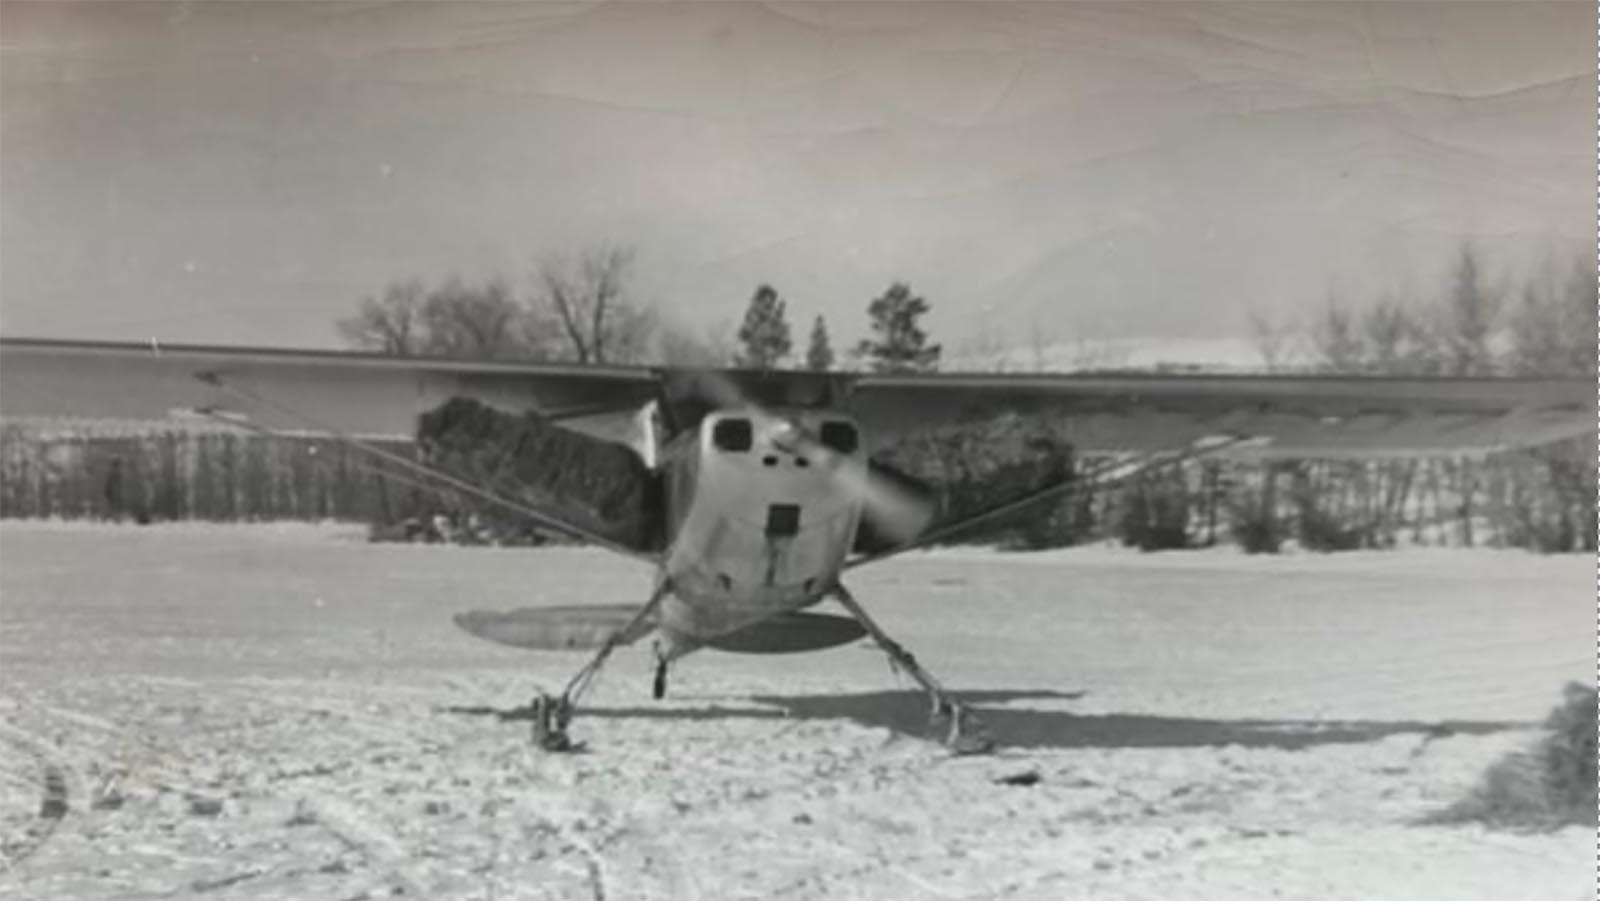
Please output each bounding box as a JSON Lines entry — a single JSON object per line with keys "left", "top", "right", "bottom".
{"left": 1, "top": 335, "right": 1592, "bottom": 754}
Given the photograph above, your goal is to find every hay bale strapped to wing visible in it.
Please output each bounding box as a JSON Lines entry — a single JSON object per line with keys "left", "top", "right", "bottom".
{"left": 864, "top": 413, "right": 1074, "bottom": 548}
{"left": 415, "top": 397, "right": 661, "bottom": 551}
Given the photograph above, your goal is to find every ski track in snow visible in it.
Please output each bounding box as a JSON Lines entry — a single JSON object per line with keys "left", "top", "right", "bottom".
{"left": 0, "top": 721, "right": 75, "bottom": 875}
{"left": 0, "top": 522, "right": 1590, "bottom": 900}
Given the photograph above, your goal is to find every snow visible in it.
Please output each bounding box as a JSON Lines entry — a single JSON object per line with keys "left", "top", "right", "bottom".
{"left": 0, "top": 521, "right": 1590, "bottom": 899}
{"left": 945, "top": 336, "right": 1268, "bottom": 373}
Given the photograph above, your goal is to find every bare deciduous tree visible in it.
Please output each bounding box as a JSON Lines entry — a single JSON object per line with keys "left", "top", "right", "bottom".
{"left": 952, "top": 324, "right": 1012, "bottom": 372}
{"left": 1440, "top": 246, "right": 1501, "bottom": 375}
{"left": 655, "top": 318, "right": 736, "bottom": 367}
{"left": 1359, "top": 297, "right": 1443, "bottom": 375}
{"left": 338, "top": 276, "right": 552, "bottom": 360}
{"left": 601, "top": 303, "right": 661, "bottom": 365}
{"left": 1508, "top": 260, "right": 1597, "bottom": 378}
{"left": 1066, "top": 336, "right": 1130, "bottom": 372}
{"left": 1246, "top": 308, "right": 1309, "bottom": 372}
{"left": 536, "top": 246, "right": 650, "bottom": 364}
{"left": 1309, "top": 297, "right": 1364, "bottom": 372}
{"left": 420, "top": 276, "right": 531, "bottom": 360}
{"left": 337, "top": 279, "right": 427, "bottom": 355}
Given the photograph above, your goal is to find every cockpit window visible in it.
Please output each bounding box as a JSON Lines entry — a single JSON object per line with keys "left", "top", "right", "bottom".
{"left": 711, "top": 417, "right": 753, "bottom": 452}
{"left": 818, "top": 421, "right": 858, "bottom": 454}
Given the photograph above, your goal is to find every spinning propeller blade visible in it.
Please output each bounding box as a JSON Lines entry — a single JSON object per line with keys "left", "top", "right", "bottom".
{"left": 824, "top": 452, "right": 934, "bottom": 545}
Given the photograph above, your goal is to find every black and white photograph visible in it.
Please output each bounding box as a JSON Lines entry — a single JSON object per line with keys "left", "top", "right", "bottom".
{"left": 0, "top": 2, "right": 1594, "bottom": 898}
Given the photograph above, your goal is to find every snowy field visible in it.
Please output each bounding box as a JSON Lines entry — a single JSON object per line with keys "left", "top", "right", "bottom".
{"left": 0, "top": 521, "right": 1590, "bottom": 900}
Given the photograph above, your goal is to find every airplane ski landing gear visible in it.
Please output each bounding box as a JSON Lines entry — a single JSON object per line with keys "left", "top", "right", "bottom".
{"left": 529, "top": 694, "right": 575, "bottom": 752}
{"left": 651, "top": 645, "right": 670, "bottom": 700}
{"left": 830, "top": 584, "right": 996, "bottom": 756}
{"left": 532, "top": 581, "right": 672, "bottom": 753}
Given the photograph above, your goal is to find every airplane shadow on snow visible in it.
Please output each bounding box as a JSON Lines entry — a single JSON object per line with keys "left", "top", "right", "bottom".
{"left": 453, "top": 688, "right": 1526, "bottom": 752}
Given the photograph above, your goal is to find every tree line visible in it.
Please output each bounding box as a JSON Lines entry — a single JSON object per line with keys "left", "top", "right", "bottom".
{"left": 1234, "top": 248, "right": 1596, "bottom": 553}
{"left": 1102, "top": 247, "right": 1595, "bottom": 555}
{"left": 940, "top": 248, "right": 1595, "bottom": 555}
{"left": 7, "top": 243, "right": 1583, "bottom": 553}
{"left": 332, "top": 244, "right": 1593, "bottom": 554}
{"left": 336, "top": 245, "right": 942, "bottom": 373}
{"left": 1256, "top": 248, "right": 1595, "bottom": 380}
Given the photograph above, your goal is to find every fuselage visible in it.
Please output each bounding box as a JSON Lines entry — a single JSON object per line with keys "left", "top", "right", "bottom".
{"left": 649, "top": 407, "right": 867, "bottom": 658}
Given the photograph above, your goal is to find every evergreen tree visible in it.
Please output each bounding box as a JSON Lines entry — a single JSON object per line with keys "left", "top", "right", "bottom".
{"left": 735, "top": 284, "right": 792, "bottom": 368}
{"left": 804, "top": 314, "right": 835, "bottom": 371}
{"left": 854, "top": 282, "right": 941, "bottom": 372}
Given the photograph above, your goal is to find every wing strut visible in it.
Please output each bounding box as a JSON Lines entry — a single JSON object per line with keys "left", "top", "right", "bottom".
{"left": 195, "top": 373, "right": 657, "bottom": 564}
{"left": 844, "top": 434, "right": 1262, "bottom": 570}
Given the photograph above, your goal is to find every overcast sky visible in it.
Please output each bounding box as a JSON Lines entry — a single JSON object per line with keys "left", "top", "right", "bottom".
{"left": 2, "top": 1, "right": 1590, "bottom": 353}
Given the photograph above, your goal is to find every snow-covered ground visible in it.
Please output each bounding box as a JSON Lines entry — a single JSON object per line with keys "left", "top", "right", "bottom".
{"left": 0, "top": 521, "right": 1590, "bottom": 900}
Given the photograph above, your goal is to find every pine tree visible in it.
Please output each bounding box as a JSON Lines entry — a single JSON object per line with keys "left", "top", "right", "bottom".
{"left": 735, "top": 284, "right": 792, "bottom": 368}
{"left": 854, "top": 282, "right": 941, "bottom": 373}
{"left": 804, "top": 314, "right": 834, "bottom": 371}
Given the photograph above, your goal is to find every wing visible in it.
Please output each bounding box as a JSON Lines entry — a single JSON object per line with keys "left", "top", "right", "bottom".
{"left": 0, "top": 337, "right": 667, "bottom": 558}
{"left": 848, "top": 371, "right": 1593, "bottom": 459}
{"left": 0, "top": 337, "right": 660, "bottom": 440}
{"left": 5, "top": 338, "right": 1591, "bottom": 460}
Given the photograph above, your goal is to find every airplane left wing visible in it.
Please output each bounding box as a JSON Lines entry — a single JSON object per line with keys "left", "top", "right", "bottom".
{"left": 0, "top": 337, "right": 661, "bottom": 439}
{"left": 0, "top": 338, "right": 668, "bottom": 558}
{"left": 848, "top": 370, "right": 1594, "bottom": 459}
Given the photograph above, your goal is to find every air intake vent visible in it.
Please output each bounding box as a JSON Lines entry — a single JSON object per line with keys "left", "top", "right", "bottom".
{"left": 765, "top": 504, "right": 801, "bottom": 537}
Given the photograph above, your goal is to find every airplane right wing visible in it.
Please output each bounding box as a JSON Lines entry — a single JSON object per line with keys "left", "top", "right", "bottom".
{"left": 848, "top": 370, "right": 1595, "bottom": 459}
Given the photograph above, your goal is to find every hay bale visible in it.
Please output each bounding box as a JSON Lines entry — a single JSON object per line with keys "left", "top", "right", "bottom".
{"left": 867, "top": 412, "right": 1072, "bottom": 547}
{"left": 1429, "top": 682, "right": 1597, "bottom": 830}
{"left": 416, "top": 397, "right": 659, "bottom": 550}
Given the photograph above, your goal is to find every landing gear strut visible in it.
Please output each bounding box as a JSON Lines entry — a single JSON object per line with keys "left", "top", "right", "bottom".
{"left": 531, "top": 580, "right": 671, "bottom": 752}
{"left": 651, "top": 647, "right": 670, "bottom": 700}
{"left": 831, "top": 583, "right": 995, "bottom": 755}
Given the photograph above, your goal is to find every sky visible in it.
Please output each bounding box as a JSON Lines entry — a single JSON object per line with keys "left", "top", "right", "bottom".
{"left": 1, "top": 1, "right": 1591, "bottom": 356}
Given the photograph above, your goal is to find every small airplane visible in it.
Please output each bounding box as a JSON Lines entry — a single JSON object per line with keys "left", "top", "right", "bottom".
{"left": 1, "top": 336, "right": 1592, "bottom": 754}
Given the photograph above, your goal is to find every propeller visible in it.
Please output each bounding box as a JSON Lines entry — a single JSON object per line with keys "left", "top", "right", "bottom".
{"left": 692, "top": 369, "right": 935, "bottom": 545}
